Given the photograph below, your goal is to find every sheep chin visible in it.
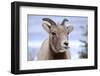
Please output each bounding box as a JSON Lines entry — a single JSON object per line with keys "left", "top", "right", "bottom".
{"left": 59, "top": 49, "right": 66, "bottom": 53}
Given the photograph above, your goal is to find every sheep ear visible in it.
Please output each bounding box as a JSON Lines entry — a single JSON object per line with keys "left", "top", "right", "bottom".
{"left": 67, "top": 26, "right": 74, "bottom": 34}
{"left": 42, "top": 18, "right": 56, "bottom": 33}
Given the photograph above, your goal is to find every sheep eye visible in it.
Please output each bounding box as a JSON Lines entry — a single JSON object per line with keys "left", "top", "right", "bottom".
{"left": 51, "top": 32, "right": 56, "bottom": 35}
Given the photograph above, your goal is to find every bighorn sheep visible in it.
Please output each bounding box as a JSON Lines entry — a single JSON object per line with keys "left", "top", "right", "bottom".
{"left": 37, "top": 18, "right": 73, "bottom": 60}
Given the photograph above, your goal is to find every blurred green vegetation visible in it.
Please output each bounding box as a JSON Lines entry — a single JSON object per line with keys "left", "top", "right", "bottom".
{"left": 79, "top": 25, "right": 88, "bottom": 58}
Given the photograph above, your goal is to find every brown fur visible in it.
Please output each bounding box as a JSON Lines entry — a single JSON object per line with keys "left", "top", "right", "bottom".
{"left": 37, "top": 18, "right": 73, "bottom": 60}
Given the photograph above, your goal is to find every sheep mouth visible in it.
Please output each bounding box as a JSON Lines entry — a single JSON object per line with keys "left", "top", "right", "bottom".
{"left": 64, "top": 46, "right": 69, "bottom": 49}
{"left": 58, "top": 46, "right": 69, "bottom": 50}
{"left": 57, "top": 47, "right": 69, "bottom": 53}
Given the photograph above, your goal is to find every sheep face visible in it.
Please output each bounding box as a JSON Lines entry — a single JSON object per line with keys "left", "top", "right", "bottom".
{"left": 42, "top": 18, "right": 73, "bottom": 53}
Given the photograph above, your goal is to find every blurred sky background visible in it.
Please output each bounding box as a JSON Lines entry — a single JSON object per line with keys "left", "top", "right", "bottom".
{"left": 27, "top": 15, "right": 88, "bottom": 61}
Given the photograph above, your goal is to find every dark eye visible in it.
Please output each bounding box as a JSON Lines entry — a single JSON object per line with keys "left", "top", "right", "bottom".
{"left": 51, "top": 32, "right": 56, "bottom": 35}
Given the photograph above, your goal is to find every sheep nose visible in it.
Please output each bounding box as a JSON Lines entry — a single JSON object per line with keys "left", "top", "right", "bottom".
{"left": 64, "top": 42, "right": 69, "bottom": 46}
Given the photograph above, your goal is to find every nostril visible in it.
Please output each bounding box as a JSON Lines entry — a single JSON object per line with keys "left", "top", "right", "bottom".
{"left": 64, "top": 42, "right": 68, "bottom": 46}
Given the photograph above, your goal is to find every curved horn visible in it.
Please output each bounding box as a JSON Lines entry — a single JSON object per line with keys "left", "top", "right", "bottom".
{"left": 61, "top": 18, "right": 69, "bottom": 25}
{"left": 42, "top": 18, "right": 56, "bottom": 25}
